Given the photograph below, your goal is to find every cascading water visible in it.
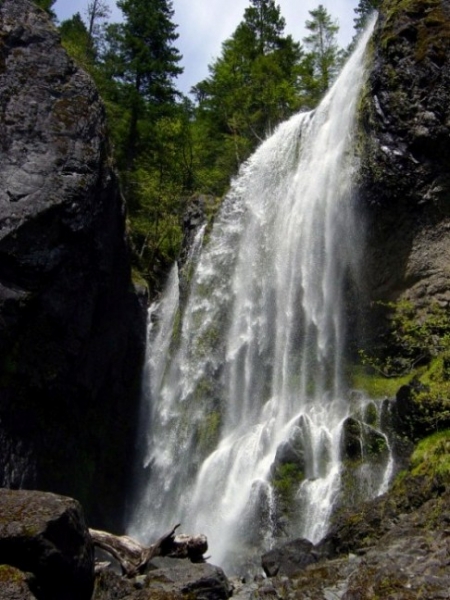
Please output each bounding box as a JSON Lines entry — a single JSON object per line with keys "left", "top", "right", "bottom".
{"left": 129, "top": 17, "right": 392, "bottom": 570}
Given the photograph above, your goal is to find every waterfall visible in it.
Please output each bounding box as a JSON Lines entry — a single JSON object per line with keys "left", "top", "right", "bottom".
{"left": 129, "top": 18, "right": 391, "bottom": 571}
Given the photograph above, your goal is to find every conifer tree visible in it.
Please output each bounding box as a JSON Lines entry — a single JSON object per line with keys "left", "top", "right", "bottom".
{"left": 302, "top": 4, "right": 342, "bottom": 104}
{"left": 86, "top": 0, "right": 111, "bottom": 59}
{"left": 193, "top": 0, "right": 303, "bottom": 184}
{"left": 104, "top": 0, "right": 183, "bottom": 170}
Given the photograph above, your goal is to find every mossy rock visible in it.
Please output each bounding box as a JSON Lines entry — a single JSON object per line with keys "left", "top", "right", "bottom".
{"left": 271, "top": 461, "right": 304, "bottom": 511}
{"left": 0, "top": 489, "right": 94, "bottom": 600}
{"left": 0, "top": 565, "right": 36, "bottom": 599}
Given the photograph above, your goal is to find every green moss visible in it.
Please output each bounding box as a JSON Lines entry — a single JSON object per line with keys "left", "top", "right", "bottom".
{"left": 272, "top": 462, "right": 304, "bottom": 508}
{"left": 197, "top": 410, "right": 222, "bottom": 454}
{"left": 410, "top": 430, "right": 450, "bottom": 479}
{"left": 192, "top": 377, "right": 214, "bottom": 402}
{"left": 364, "top": 402, "right": 378, "bottom": 426}
{"left": 365, "top": 430, "right": 388, "bottom": 457}
{"left": 388, "top": 431, "right": 450, "bottom": 512}
{"left": 193, "top": 325, "right": 221, "bottom": 359}
{"left": 0, "top": 565, "right": 25, "bottom": 584}
{"left": 350, "top": 365, "right": 412, "bottom": 398}
{"left": 405, "top": 356, "right": 450, "bottom": 435}
{"left": 131, "top": 266, "right": 149, "bottom": 292}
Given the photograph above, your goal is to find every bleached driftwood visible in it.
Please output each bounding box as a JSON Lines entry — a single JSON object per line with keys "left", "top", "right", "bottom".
{"left": 89, "top": 524, "right": 208, "bottom": 577}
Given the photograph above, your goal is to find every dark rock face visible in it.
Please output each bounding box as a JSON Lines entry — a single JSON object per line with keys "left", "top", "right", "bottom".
{"left": 0, "top": 489, "right": 94, "bottom": 600}
{"left": 0, "top": 0, "right": 146, "bottom": 528}
{"left": 359, "top": 0, "right": 450, "bottom": 308}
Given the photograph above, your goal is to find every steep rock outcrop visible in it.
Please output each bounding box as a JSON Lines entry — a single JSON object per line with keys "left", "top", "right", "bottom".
{"left": 0, "top": 0, "right": 146, "bottom": 528}
{"left": 359, "top": 0, "right": 450, "bottom": 308}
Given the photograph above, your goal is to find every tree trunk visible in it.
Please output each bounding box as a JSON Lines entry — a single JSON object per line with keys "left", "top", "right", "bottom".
{"left": 89, "top": 525, "right": 208, "bottom": 577}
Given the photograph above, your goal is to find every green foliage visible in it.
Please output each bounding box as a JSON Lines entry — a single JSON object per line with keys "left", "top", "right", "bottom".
{"left": 359, "top": 300, "right": 450, "bottom": 378}
{"left": 58, "top": 0, "right": 349, "bottom": 288}
{"left": 350, "top": 365, "right": 416, "bottom": 398}
{"left": 356, "top": 299, "right": 450, "bottom": 439}
{"left": 192, "top": 0, "right": 305, "bottom": 194}
{"left": 410, "top": 429, "right": 450, "bottom": 479}
{"left": 102, "top": 0, "right": 183, "bottom": 172}
{"left": 60, "top": 14, "right": 92, "bottom": 72}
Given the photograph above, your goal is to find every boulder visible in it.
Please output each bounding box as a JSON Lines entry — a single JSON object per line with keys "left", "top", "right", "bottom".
{"left": 0, "top": 489, "right": 94, "bottom": 600}
{"left": 146, "top": 561, "right": 231, "bottom": 600}
{"left": 0, "top": 0, "right": 146, "bottom": 529}
{"left": 261, "top": 538, "right": 317, "bottom": 578}
{"left": 0, "top": 566, "right": 37, "bottom": 600}
{"left": 93, "top": 560, "right": 231, "bottom": 600}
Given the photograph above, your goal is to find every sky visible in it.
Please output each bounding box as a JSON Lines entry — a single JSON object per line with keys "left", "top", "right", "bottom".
{"left": 54, "top": 0, "right": 360, "bottom": 94}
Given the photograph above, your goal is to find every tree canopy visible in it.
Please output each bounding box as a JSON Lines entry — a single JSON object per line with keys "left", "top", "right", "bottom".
{"left": 56, "top": 0, "right": 362, "bottom": 291}
{"left": 191, "top": 0, "right": 304, "bottom": 187}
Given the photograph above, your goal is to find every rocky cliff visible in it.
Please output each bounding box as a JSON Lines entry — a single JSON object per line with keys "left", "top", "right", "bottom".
{"left": 0, "top": 0, "right": 146, "bottom": 529}
{"left": 360, "top": 0, "right": 450, "bottom": 308}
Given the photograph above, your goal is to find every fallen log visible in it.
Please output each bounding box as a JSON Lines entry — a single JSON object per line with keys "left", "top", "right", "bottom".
{"left": 89, "top": 524, "right": 208, "bottom": 577}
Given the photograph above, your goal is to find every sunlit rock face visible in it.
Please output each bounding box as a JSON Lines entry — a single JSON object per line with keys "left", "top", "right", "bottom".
{"left": 0, "top": 0, "right": 145, "bottom": 529}
{"left": 359, "top": 0, "right": 450, "bottom": 309}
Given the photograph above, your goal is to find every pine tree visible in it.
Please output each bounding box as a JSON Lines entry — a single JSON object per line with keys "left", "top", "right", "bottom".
{"left": 104, "top": 0, "right": 183, "bottom": 170}
{"left": 243, "top": 0, "right": 286, "bottom": 54}
{"left": 193, "top": 0, "right": 303, "bottom": 185}
{"left": 86, "top": 0, "right": 111, "bottom": 59}
{"left": 302, "top": 4, "right": 342, "bottom": 104}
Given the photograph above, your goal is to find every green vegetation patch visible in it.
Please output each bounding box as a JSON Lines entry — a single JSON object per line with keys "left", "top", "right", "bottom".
{"left": 197, "top": 410, "right": 222, "bottom": 455}
{"left": 350, "top": 365, "right": 412, "bottom": 398}
{"left": 410, "top": 429, "right": 450, "bottom": 480}
{"left": 272, "top": 462, "right": 304, "bottom": 508}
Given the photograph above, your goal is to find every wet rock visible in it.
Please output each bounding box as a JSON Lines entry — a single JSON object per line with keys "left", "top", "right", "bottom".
{"left": 272, "top": 427, "right": 306, "bottom": 472}
{"left": 341, "top": 418, "right": 363, "bottom": 461}
{"left": 0, "top": 489, "right": 94, "bottom": 600}
{"left": 341, "top": 417, "right": 389, "bottom": 463}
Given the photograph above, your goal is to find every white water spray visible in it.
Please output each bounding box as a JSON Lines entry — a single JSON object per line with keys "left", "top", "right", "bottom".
{"left": 129, "top": 19, "right": 391, "bottom": 570}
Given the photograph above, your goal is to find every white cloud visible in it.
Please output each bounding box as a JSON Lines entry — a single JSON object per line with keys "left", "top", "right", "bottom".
{"left": 54, "top": 0, "right": 360, "bottom": 94}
